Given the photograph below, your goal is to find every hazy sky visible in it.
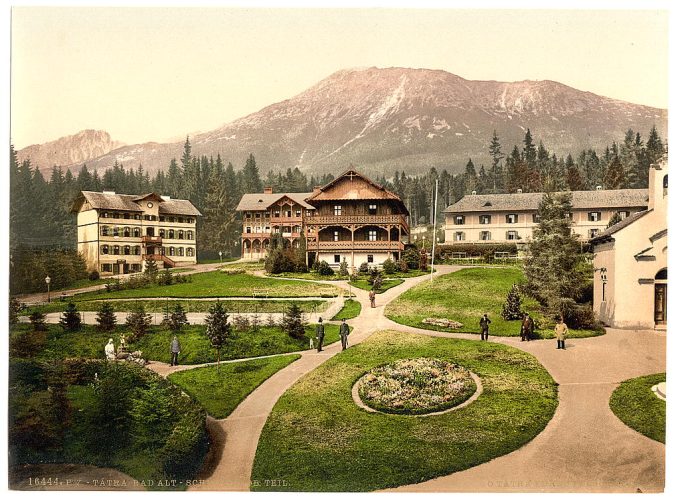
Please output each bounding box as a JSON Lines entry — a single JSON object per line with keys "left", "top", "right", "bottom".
{"left": 11, "top": 7, "right": 668, "bottom": 149}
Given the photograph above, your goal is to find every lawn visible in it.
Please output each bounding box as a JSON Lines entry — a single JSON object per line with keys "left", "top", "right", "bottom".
{"left": 352, "top": 278, "right": 404, "bottom": 294}
{"left": 610, "top": 373, "right": 666, "bottom": 443}
{"left": 29, "top": 299, "right": 329, "bottom": 315}
{"left": 68, "top": 271, "right": 340, "bottom": 300}
{"left": 169, "top": 355, "right": 301, "bottom": 419}
{"left": 332, "top": 299, "right": 361, "bottom": 320}
{"left": 10, "top": 323, "right": 341, "bottom": 364}
{"left": 385, "top": 267, "right": 603, "bottom": 338}
{"left": 251, "top": 330, "right": 558, "bottom": 492}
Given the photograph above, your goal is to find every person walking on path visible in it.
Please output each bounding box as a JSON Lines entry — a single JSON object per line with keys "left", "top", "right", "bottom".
{"left": 339, "top": 319, "right": 350, "bottom": 350}
{"left": 316, "top": 317, "right": 325, "bottom": 352}
{"left": 520, "top": 313, "right": 535, "bottom": 341}
{"left": 369, "top": 290, "right": 376, "bottom": 308}
{"left": 170, "top": 335, "right": 181, "bottom": 366}
{"left": 479, "top": 313, "right": 491, "bottom": 341}
{"left": 555, "top": 316, "right": 568, "bottom": 349}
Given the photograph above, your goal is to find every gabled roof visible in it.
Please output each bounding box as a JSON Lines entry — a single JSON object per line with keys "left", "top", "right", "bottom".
{"left": 71, "top": 191, "right": 202, "bottom": 216}
{"left": 307, "top": 169, "right": 404, "bottom": 203}
{"left": 590, "top": 209, "right": 650, "bottom": 244}
{"left": 235, "top": 192, "right": 314, "bottom": 211}
{"left": 444, "top": 189, "right": 649, "bottom": 213}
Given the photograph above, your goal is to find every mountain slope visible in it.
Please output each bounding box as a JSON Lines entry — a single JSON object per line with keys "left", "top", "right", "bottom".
{"left": 21, "top": 67, "right": 667, "bottom": 177}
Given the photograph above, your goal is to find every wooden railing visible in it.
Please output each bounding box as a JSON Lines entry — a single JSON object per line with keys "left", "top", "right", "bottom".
{"left": 306, "top": 214, "right": 408, "bottom": 228}
{"left": 145, "top": 253, "right": 176, "bottom": 267}
{"left": 142, "top": 235, "right": 163, "bottom": 244}
{"left": 312, "top": 241, "right": 404, "bottom": 250}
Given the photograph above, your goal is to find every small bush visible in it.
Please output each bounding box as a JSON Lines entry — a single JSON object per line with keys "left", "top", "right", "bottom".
{"left": 88, "top": 270, "right": 100, "bottom": 281}
{"left": 337, "top": 258, "right": 349, "bottom": 277}
{"left": 358, "top": 262, "right": 369, "bottom": 273}
{"left": 317, "top": 260, "right": 334, "bottom": 276}
{"left": 382, "top": 258, "right": 397, "bottom": 274}
{"left": 232, "top": 314, "right": 251, "bottom": 332}
{"left": 396, "top": 259, "right": 409, "bottom": 273}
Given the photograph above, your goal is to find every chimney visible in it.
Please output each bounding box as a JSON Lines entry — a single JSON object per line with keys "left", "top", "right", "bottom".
{"left": 596, "top": 185, "right": 603, "bottom": 190}
{"left": 471, "top": 190, "right": 477, "bottom": 195}
{"left": 517, "top": 188, "right": 523, "bottom": 194}
{"left": 161, "top": 195, "right": 171, "bottom": 201}
{"left": 312, "top": 185, "right": 322, "bottom": 196}
{"left": 264, "top": 187, "right": 273, "bottom": 194}
{"left": 103, "top": 190, "right": 116, "bottom": 195}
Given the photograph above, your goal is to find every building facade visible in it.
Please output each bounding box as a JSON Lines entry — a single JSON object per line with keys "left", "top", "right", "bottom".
{"left": 591, "top": 158, "right": 668, "bottom": 329}
{"left": 71, "top": 191, "right": 201, "bottom": 275}
{"left": 443, "top": 189, "right": 649, "bottom": 245}
{"left": 236, "top": 169, "right": 410, "bottom": 268}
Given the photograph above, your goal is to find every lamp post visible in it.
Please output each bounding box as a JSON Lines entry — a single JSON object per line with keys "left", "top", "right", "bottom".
{"left": 45, "top": 275, "right": 51, "bottom": 303}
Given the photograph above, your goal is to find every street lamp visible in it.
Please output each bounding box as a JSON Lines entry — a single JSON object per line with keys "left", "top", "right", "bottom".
{"left": 45, "top": 275, "right": 51, "bottom": 303}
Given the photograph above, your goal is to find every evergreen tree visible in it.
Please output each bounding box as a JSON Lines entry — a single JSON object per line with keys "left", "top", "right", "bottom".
{"left": 205, "top": 302, "right": 231, "bottom": 371}
{"left": 488, "top": 130, "right": 504, "bottom": 192}
{"left": 646, "top": 125, "right": 665, "bottom": 162}
{"left": 167, "top": 303, "right": 189, "bottom": 332}
{"left": 59, "top": 302, "right": 82, "bottom": 331}
{"left": 501, "top": 284, "right": 523, "bottom": 320}
{"left": 29, "top": 311, "right": 47, "bottom": 331}
{"left": 604, "top": 153, "right": 626, "bottom": 189}
{"left": 523, "top": 129, "right": 537, "bottom": 168}
{"left": 523, "top": 192, "right": 591, "bottom": 318}
{"left": 241, "top": 153, "right": 263, "bottom": 194}
{"left": 607, "top": 211, "right": 623, "bottom": 228}
{"left": 281, "top": 303, "right": 305, "bottom": 340}
{"left": 144, "top": 255, "right": 159, "bottom": 276}
{"left": 126, "top": 304, "right": 152, "bottom": 341}
{"left": 96, "top": 301, "right": 117, "bottom": 331}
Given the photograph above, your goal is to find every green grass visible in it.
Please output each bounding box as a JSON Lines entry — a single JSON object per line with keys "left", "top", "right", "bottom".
{"left": 270, "top": 269, "right": 429, "bottom": 282}
{"left": 198, "top": 257, "right": 239, "bottom": 264}
{"left": 385, "top": 267, "right": 603, "bottom": 338}
{"left": 10, "top": 323, "right": 341, "bottom": 364}
{"left": 169, "top": 355, "right": 301, "bottom": 418}
{"left": 352, "top": 278, "right": 404, "bottom": 294}
{"left": 610, "top": 373, "right": 666, "bottom": 443}
{"left": 29, "top": 299, "right": 328, "bottom": 315}
{"left": 332, "top": 299, "right": 362, "bottom": 320}
{"left": 251, "top": 330, "right": 558, "bottom": 492}
{"left": 68, "top": 271, "right": 340, "bottom": 301}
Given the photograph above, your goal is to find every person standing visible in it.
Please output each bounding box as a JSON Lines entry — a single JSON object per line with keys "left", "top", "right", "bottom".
{"left": 339, "top": 318, "right": 350, "bottom": 350}
{"left": 479, "top": 313, "right": 491, "bottom": 341}
{"left": 554, "top": 316, "right": 568, "bottom": 350}
{"left": 520, "top": 313, "right": 535, "bottom": 341}
{"left": 316, "top": 317, "right": 325, "bottom": 352}
{"left": 170, "top": 335, "right": 181, "bottom": 366}
{"left": 369, "top": 290, "right": 376, "bottom": 308}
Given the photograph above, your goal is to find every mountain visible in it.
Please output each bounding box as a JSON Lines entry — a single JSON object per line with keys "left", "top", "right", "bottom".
{"left": 16, "top": 129, "right": 124, "bottom": 175}
{"left": 19, "top": 67, "right": 667, "bottom": 178}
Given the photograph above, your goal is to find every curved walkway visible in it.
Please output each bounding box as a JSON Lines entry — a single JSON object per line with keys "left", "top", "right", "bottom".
{"left": 153, "top": 265, "right": 665, "bottom": 492}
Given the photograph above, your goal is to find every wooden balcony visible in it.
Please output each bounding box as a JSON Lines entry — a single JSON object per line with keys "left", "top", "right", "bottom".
{"left": 311, "top": 240, "right": 405, "bottom": 251}
{"left": 306, "top": 214, "right": 409, "bottom": 229}
{"left": 142, "top": 235, "right": 163, "bottom": 244}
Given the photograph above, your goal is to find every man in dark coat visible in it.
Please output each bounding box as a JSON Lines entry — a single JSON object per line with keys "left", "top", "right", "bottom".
{"left": 520, "top": 313, "right": 535, "bottom": 341}
{"left": 316, "top": 317, "right": 325, "bottom": 352}
{"left": 339, "top": 319, "right": 350, "bottom": 350}
{"left": 369, "top": 290, "right": 376, "bottom": 308}
{"left": 170, "top": 335, "right": 181, "bottom": 366}
{"left": 479, "top": 313, "right": 491, "bottom": 341}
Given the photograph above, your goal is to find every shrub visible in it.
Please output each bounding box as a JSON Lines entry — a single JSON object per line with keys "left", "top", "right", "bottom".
{"left": 372, "top": 273, "right": 384, "bottom": 291}
{"left": 88, "top": 270, "right": 100, "bottom": 281}
{"left": 401, "top": 247, "right": 420, "bottom": 270}
{"left": 382, "top": 258, "right": 397, "bottom": 275}
{"left": 358, "top": 262, "right": 369, "bottom": 274}
{"left": 501, "top": 284, "right": 523, "bottom": 320}
{"left": 232, "top": 314, "right": 251, "bottom": 332}
{"left": 29, "top": 311, "right": 47, "bottom": 331}
{"left": 157, "top": 269, "right": 174, "bottom": 286}
{"left": 436, "top": 243, "right": 518, "bottom": 262}
{"left": 96, "top": 301, "right": 117, "bottom": 331}
{"left": 9, "top": 328, "right": 47, "bottom": 358}
{"left": 9, "top": 297, "right": 24, "bottom": 325}
{"left": 317, "top": 260, "right": 334, "bottom": 276}
{"left": 396, "top": 259, "right": 409, "bottom": 273}
{"left": 59, "top": 302, "right": 82, "bottom": 331}
{"left": 337, "top": 257, "right": 349, "bottom": 277}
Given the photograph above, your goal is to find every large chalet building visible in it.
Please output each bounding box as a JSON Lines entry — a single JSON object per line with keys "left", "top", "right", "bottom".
{"left": 443, "top": 188, "right": 649, "bottom": 245}
{"left": 236, "top": 169, "right": 410, "bottom": 268}
{"left": 71, "top": 191, "right": 201, "bottom": 275}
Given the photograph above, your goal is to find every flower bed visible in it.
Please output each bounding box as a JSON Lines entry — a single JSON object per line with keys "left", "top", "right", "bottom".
{"left": 356, "top": 357, "right": 476, "bottom": 415}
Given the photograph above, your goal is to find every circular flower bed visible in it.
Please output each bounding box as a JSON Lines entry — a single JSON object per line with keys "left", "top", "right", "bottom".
{"left": 356, "top": 357, "right": 477, "bottom": 415}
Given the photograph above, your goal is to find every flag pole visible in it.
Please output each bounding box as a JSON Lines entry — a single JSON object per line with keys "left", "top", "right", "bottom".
{"left": 430, "top": 178, "right": 438, "bottom": 282}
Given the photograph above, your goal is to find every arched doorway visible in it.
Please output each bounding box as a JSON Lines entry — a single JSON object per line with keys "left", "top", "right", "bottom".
{"left": 654, "top": 268, "right": 667, "bottom": 326}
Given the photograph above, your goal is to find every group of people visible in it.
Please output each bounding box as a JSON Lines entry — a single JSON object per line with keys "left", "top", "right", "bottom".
{"left": 314, "top": 317, "right": 351, "bottom": 352}
{"left": 480, "top": 313, "right": 569, "bottom": 349}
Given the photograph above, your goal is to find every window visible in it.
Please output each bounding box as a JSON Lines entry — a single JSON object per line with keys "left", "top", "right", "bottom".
{"left": 144, "top": 215, "right": 151, "bottom": 221}
{"left": 101, "top": 245, "right": 109, "bottom": 254}
{"left": 589, "top": 229, "right": 600, "bottom": 239}
{"left": 618, "top": 210, "right": 630, "bottom": 219}
{"left": 246, "top": 227, "right": 252, "bottom": 234}
{"left": 568, "top": 212, "right": 574, "bottom": 221}
{"left": 123, "top": 245, "right": 131, "bottom": 255}
{"left": 265, "top": 212, "right": 271, "bottom": 218}
{"left": 454, "top": 232, "right": 465, "bottom": 241}
{"left": 170, "top": 217, "right": 176, "bottom": 223}
{"left": 367, "top": 255, "right": 374, "bottom": 263}
{"left": 169, "top": 229, "right": 175, "bottom": 239}
{"left": 101, "top": 212, "right": 109, "bottom": 218}
{"left": 133, "top": 228, "right": 140, "bottom": 237}
{"left": 178, "top": 217, "right": 184, "bottom": 223}
{"left": 293, "top": 226, "right": 301, "bottom": 233}
{"left": 101, "top": 226, "right": 110, "bottom": 236}
{"left": 532, "top": 213, "right": 540, "bottom": 223}
{"left": 274, "top": 210, "right": 280, "bottom": 217}
{"left": 254, "top": 212, "right": 260, "bottom": 219}
{"left": 479, "top": 231, "right": 491, "bottom": 241}
{"left": 368, "top": 204, "right": 377, "bottom": 215}
{"left": 506, "top": 230, "right": 519, "bottom": 241}
{"left": 479, "top": 215, "right": 491, "bottom": 224}
{"left": 178, "top": 247, "right": 185, "bottom": 257}
{"left": 246, "top": 212, "right": 251, "bottom": 219}
{"left": 131, "top": 264, "right": 142, "bottom": 272}
{"left": 663, "top": 174, "right": 668, "bottom": 196}
{"left": 159, "top": 229, "right": 165, "bottom": 238}
{"left": 368, "top": 230, "right": 377, "bottom": 241}
{"left": 134, "top": 214, "right": 141, "bottom": 220}
{"left": 334, "top": 254, "right": 341, "bottom": 263}
{"left": 178, "top": 230, "right": 185, "bottom": 239}
{"left": 113, "top": 245, "right": 120, "bottom": 255}
{"left": 588, "top": 212, "right": 601, "bottom": 222}
{"left": 506, "top": 214, "right": 518, "bottom": 224}
{"left": 187, "top": 248, "right": 194, "bottom": 257}
{"left": 160, "top": 216, "right": 166, "bottom": 222}
{"left": 133, "top": 246, "right": 141, "bottom": 255}
{"left": 123, "top": 227, "right": 131, "bottom": 237}
{"left": 333, "top": 231, "right": 339, "bottom": 242}
{"left": 101, "top": 263, "right": 112, "bottom": 273}
{"left": 295, "top": 210, "right": 301, "bottom": 217}
{"left": 113, "top": 227, "right": 120, "bottom": 237}
{"left": 334, "top": 205, "right": 342, "bottom": 216}
{"left": 454, "top": 215, "right": 466, "bottom": 225}
{"left": 285, "top": 210, "right": 292, "bottom": 217}
{"left": 169, "top": 247, "right": 175, "bottom": 256}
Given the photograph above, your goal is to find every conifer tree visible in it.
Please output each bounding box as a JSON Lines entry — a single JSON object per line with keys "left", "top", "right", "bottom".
{"left": 126, "top": 304, "right": 152, "bottom": 341}
{"left": 96, "top": 301, "right": 117, "bottom": 331}
{"left": 59, "top": 302, "right": 82, "bottom": 331}
{"left": 167, "top": 303, "right": 189, "bottom": 332}
{"left": 205, "top": 302, "right": 231, "bottom": 371}
{"left": 501, "top": 284, "right": 523, "bottom": 320}
{"left": 488, "top": 130, "right": 504, "bottom": 192}
{"left": 281, "top": 303, "right": 305, "bottom": 340}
